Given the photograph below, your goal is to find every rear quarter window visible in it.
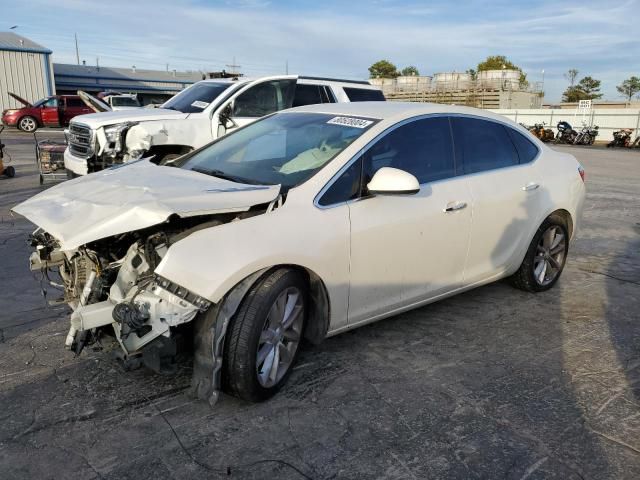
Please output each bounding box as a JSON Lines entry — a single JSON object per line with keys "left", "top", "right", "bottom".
{"left": 343, "top": 88, "right": 386, "bottom": 102}
{"left": 507, "top": 128, "right": 540, "bottom": 164}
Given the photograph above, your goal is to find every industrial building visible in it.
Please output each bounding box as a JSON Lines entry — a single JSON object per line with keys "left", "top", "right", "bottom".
{"left": 53, "top": 63, "right": 205, "bottom": 105}
{"left": 0, "top": 32, "right": 207, "bottom": 111}
{"left": 371, "top": 70, "right": 544, "bottom": 109}
{"left": 0, "top": 32, "right": 55, "bottom": 112}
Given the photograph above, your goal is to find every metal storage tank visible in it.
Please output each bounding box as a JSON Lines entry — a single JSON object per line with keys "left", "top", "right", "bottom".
{"left": 0, "top": 32, "right": 55, "bottom": 113}
{"left": 396, "top": 75, "right": 432, "bottom": 91}
{"left": 433, "top": 72, "right": 471, "bottom": 91}
{"left": 477, "top": 69, "right": 521, "bottom": 90}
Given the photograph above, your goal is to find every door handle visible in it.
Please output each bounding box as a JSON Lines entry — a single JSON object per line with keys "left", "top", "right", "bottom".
{"left": 522, "top": 182, "right": 540, "bottom": 191}
{"left": 444, "top": 201, "right": 467, "bottom": 212}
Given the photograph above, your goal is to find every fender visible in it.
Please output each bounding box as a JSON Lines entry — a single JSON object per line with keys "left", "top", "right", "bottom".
{"left": 154, "top": 196, "right": 351, "bottom": 331}
{"left": 124, "top": 117, "right": 212, "bottom": 158}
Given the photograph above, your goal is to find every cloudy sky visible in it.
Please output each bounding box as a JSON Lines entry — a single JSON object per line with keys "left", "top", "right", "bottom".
{"left": 5, "top": 0, "right": 639, "bottom": 102}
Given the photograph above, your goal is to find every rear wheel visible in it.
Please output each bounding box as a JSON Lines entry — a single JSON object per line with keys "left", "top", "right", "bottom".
{"left": 511, "top": 217, "right": 569, "bottom": 292}
{"left": 5, "top": 166, "right": 15, "bottom": 178}
{"left": 223, "top": 268, "right": 307, "bottom": 402}
{"left": 18, "top": 116, "right": 38, "bottom": 133}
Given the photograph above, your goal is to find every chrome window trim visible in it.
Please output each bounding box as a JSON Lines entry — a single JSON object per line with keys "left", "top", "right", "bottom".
{"left": 314, "top": 112, "right": 541, "bottom": 210}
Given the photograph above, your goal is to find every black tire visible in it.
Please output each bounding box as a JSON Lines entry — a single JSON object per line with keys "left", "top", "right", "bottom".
{"left": 223, "top": 268, "right": 307, "bottom": 402}
{"left": 18, "top": 116, "right": 38, "bottom": 133}
{"left": 5, "top": 166, "right": 15, "bottom": 178}
{"left": 511, "top": 216, "right": 569, "bottom": 292}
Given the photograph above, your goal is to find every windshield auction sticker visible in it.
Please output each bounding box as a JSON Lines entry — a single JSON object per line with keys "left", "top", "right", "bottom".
{"left": 191, "top": 100, "right": 210, "bottom": 109}
{"left": 327, "top": 117, "right": 374, "bottom": 128}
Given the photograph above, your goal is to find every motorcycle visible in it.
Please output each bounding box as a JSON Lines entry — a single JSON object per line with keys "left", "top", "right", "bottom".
{"left": 528, "top": 122, "right": 555, "bottom": 142}
{"left": 607, "top": 129, "right": 633, "bottom": 148}
{"left": 574, "top": 124, "right": 599, "bottom": 146}
{"left": 555, "top": 121, "right": 578, "bottom": 144}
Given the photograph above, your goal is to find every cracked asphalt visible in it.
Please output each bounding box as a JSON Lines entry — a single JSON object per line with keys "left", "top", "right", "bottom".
{"left": 1, "top": 129, "right": 639, "bottom": 479}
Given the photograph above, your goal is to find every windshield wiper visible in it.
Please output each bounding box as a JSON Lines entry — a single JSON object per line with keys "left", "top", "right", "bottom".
{"left": 191, "top": 167, "right": 261, "bottom": 185}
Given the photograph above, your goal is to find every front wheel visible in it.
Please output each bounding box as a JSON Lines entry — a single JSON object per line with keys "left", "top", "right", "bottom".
{"left": 18, "top": 116, "right": 38, "bottom": 133}
{"left": 223, "top": 268, "right": 307, "bottom": 402}
{"left": 511, "top": 217, "right": 569, "bottom": 292}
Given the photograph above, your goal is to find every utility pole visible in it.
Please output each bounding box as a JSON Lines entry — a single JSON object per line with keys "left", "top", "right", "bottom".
{"left": 74, "top": 33, "right": 80, "bottom": 65}
{"left": 225, "top": 56, "right": 242, "bottom": 76}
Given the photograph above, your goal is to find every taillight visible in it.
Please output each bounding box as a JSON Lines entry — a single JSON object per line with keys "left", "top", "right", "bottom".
{"left": 578, "top": 165, "right": 585, "bottom": 182}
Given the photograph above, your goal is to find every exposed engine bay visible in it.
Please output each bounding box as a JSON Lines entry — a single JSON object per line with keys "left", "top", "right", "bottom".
{"left": 27, "top": 206, "right": 272, "bottom": 371}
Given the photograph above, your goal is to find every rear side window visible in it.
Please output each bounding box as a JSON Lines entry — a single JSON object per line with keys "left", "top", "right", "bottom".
{"left": 451, "top": 117, "right": 519, "bottom": 175}
{"left": 507, "top": 128, "right": 539, "bottom": 164}
{"left": 293, "top": 84, "right": 324, "bottom": 107}
{"left": 363, "top": 117, "right": 455, "bottom": 185}
{"left": 343, "top": 87, "right": 385, "bottom": 102}
{"left": 66, "top": 98, "right": 85, "bottom": 108}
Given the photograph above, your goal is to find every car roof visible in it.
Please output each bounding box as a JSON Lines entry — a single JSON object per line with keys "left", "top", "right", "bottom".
{"left": 284, "top": 101, "right": 520, "bottom": 124}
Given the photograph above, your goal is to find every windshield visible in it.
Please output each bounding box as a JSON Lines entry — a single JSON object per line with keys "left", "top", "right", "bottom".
{"left": 32, "top": 98, "right": 47, "bottom": 108}
{"left": 180, "top": 112, "right": 377, "bottom": 191}
{"left": 162, "top": 82, "right": 232, "bottom": 113}
{"left": 111, "top": 96, "right": 140, "bottom": 107}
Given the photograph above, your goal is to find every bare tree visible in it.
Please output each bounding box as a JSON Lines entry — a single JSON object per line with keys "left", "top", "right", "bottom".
{"left": 564, "top": 69, "right": 579, "bottom": 87}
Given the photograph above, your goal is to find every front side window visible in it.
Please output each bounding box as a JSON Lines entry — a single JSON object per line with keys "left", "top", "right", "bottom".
{"left": 233, "top": 79, "right": 296, "bottom": 118}
{"left": 451, "top": 117, "right": 519, "bottom": 174}
{"left": 179, "top": 112, "right": 376, "bottom": 191}
{"left": 43, "top": 98, "right": 58, "bottom": 108}
{"left": 362, "top": 117, "right": 455, "bottom": 186}
{"left": 162, "top": 82, "right": 232, "bottom": 113}
{"left": 318, "top": 158, "right": 362, "bottom": 206}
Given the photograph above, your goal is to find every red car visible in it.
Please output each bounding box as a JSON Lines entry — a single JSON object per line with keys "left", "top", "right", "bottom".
{"left": 1, "top": 93, "right": 93, "bottom": 133}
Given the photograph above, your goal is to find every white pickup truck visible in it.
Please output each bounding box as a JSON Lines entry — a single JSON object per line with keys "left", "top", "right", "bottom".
{"left": 64, "top": 75, "right": 385, "bottom": 176}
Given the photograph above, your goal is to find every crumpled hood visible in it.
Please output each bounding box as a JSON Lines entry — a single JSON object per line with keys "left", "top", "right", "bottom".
{"left": 12, "top": 160, "right": 280, "bottom": 251}
{"left": 71, "top": 108, "right": 189, "bottom": 128}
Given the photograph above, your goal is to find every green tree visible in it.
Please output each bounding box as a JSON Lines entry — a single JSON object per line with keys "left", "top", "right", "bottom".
{"left": 578, "top": 76, "right": 603, "bottom": 99}
{"left": 400, "top": 65, "right": 419, "bottom": 76}
{"left": 562, "top": 75, "right": 603, "bottom": 102}
{"left": 368, "top": 60, "right": 399, "bottom": 78}
{"left": 477, "top": 55, "right": 521, "bottom": 72}
{"left": 616, "top": 76, "right": 640, "bottom": 103}
{"left": 466, "top": 68, "right": 477, "bottom": 80}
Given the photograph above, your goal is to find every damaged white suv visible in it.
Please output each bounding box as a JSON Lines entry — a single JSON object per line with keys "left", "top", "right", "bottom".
{"left": 64, "top": 75, "right": 384, "bottom": 176}
{"left": 14, "top": 103, "right": 585, "bottom": 404}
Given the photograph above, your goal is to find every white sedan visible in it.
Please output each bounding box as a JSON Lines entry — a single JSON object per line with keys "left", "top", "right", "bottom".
{"left": 13, "top": 102, "right": 585, "bottom": 403}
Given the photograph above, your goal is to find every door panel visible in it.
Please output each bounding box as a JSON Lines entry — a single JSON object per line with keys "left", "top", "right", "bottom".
{"left": 348, "top": 177, "right": 472, "bottom": 323}
{"left": 345, "top": 116, "right": 471, "bottom": 323}
{"left": 450, "top": 116, "right": 543, "bottom": 282}
{"left": 40, "top": 98, "right": 59, "bottom": 126}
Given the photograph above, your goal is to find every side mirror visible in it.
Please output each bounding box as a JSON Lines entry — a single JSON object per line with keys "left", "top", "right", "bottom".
{"left": 367, "top": 167, "right": 420, "bottom": 195}
{"left": 219, "top": 103, "right": 237, "bottom": 129}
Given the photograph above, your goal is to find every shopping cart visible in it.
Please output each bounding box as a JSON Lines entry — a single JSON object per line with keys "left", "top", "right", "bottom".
{"left": 34, "top": 132, "right": 68, "bottom": 185}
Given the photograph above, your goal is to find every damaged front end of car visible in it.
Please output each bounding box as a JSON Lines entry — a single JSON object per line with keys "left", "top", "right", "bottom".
{"left": 15, "top": 159, "right": 284, "bottom": 381}
{"left": 27, "top": 217, "right": 220, "bottom": 371}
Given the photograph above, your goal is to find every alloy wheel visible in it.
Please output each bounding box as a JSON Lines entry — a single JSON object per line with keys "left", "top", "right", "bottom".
{"left": 255, "top": 287, "right": 304, "bottom": 388}
{"left": 533, "top": 226, "right": 566, "bottom": 286}
{"left": 19, "top": 117, "right": 36, "bottom": 132}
